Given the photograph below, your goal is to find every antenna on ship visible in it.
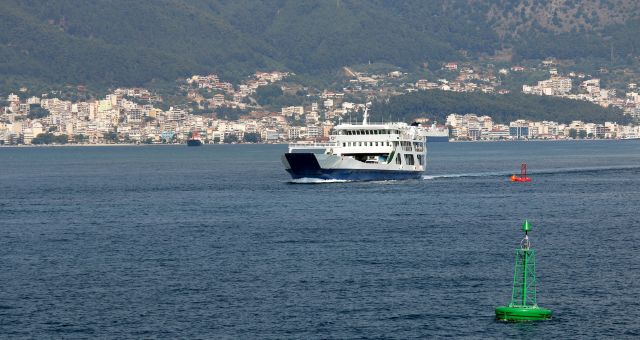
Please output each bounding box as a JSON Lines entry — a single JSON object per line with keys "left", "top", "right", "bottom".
{"left": 362, "top": 106, "right": 369, "bottom": 125}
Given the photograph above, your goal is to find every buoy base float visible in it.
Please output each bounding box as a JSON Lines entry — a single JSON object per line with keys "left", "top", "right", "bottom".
{"left": 510, "top": 175, "right": 532, "bottom": 182}
{"left": 495, "top": 305, "right": 552, "bottom": 321}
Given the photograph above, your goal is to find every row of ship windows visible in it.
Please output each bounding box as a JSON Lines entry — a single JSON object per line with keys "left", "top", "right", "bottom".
{"left": 343, "top": 141, "right": 391, "bottom": 147}
{"left": 342, "top": 141, "right": 424, "bottom": 152}
{"left": 399, "top": 141, "right": 425, "bottom": 152}
{"left": 339, "top": 130, "right": 399, "bottom": 135}
{"left": 395, "top": 153, "right": 424, "bottom": 166}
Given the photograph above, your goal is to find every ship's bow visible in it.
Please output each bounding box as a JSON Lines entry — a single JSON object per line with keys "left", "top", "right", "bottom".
{"left": 282, "top": 153, "right": 324, "bottom": 179}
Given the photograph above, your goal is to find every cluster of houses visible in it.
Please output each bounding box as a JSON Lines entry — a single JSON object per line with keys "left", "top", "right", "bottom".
{"left": 0, "top": 91, "right": 346, "bottom": 145}
{"left": 522, "top": 68, "right": 640, "bottom": 121}
{"left": 412, "top": 63, "right": 511, "bottom": 94}
{"left": 446, "top": 113, "right": 640, "bottom": 140}
{"left": 184, "top": 71, "right": 290, "bottom": 110}
{"left": 0, "top": 69, "right": 370, "bottom": 145}
{"left": 417, "top": 60, "right": 640, "bottom": 124}
{"left": 2, "top": 59, "right": 640, "bottom": 145}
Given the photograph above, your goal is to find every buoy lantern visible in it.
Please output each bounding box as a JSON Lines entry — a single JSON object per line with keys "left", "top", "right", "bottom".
{"left": 495, "top": 220, "right": 552, "bottom": 321}
{"left": 510, "top": 163, "right": 532, "bottom": 182}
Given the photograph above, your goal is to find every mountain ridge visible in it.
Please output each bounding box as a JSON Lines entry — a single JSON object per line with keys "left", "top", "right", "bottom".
{"left": 1, "top": 0, "right": 639, "bottom": 91}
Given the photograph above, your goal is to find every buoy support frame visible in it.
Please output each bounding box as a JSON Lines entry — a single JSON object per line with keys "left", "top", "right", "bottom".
{"left": 495, "top": 220, "right": 552, "bottom": 321}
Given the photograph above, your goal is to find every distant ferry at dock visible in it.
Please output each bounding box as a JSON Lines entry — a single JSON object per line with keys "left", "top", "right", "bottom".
{"left": 282, "top": 109, "right": 427, "bottom": 181}
{"left": 423, "top": 123, "right": 450, "bottom": 142}
{"left": 187, "top": 131, "right": 202, "bottom": 146}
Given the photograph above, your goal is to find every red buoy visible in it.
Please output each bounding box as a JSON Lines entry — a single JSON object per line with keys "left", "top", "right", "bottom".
{"left": 511, "top": 163, "right": 532, "bottom": 182}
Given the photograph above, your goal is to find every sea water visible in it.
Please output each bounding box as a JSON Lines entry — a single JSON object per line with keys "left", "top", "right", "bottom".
{"left": 1, "top": 141, "right": 639, "bottom": 338}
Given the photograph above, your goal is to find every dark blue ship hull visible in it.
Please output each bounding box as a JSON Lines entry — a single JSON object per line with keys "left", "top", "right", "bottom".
{"left": 283, "top": 153, "right": 423, "bottom": 181}
{"left": 187, "top": 139, "right": 202, "bottom": 146}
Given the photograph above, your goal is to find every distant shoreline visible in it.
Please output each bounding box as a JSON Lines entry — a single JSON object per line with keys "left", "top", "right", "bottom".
{"left": 0, "top": 142, "right": 289, "bottom": 148}
{"left": 1, "top": 139, "right": 637, "bottom": 148}
{"left": 448, "top": 138, "right": 637, "bottom": 143}
{"left": 0, "top": 143, "right": 158, "bottom": 148}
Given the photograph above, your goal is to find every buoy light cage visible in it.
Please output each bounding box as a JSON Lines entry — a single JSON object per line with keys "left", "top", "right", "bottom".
{"left": 495, "top": 220, "right": 552, "bottom": 321}
{"left": 511, "top": 163, "right": 532, "bottom": 182}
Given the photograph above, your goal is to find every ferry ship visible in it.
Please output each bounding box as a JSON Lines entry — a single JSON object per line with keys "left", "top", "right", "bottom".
{"left": 187, "top": 131, "right": 202, "bottom": 146}
{"left": 424, "top": 124, "right": 450, "bottom": 142}
{"left": 282, "top": 109, "right": 427, "bottom": 181}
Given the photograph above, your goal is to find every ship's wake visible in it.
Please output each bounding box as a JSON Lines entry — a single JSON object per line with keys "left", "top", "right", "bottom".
{"left": 423, "top": 165, "right": 640, "bottom": 180}
{"left": 288, "top": 178, "right": 352, "bottom": 184}
{"left": 423, "top": 171, "right": 509, "bottom": 180}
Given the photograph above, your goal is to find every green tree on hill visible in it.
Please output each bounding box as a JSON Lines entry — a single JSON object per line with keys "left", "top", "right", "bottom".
{"left": 73, "top": 134, "right": 87, "bottom": 143}
{"left": 255, "top": 85, "right": 284, "bottom": 106}
{"left": 31, "top": 133, "right": 54, "bottom": 144}
{"left": 243, "top": 132, "right": 261, "bottom": 143}
{"left": 578, "top": 130, "right": 588, "bottom": 139}
{"left": 223, "top": 134, "right": 239, "bottom": 144}
{"left": 31, "top": 133, "right": 68, "bottom": 144}
{"left": 214, "top": 106, "right": 248, "bottom": 121}
{"left": 103, "top": 132, "right": 118, "bottom": 143}
{"left": 27, "top": 105, "right": 50, "bottom": 119}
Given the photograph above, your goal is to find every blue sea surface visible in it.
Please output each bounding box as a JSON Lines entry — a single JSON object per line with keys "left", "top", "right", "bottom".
{"left": 1, "top": 141, "right": 639, "bottom": 338}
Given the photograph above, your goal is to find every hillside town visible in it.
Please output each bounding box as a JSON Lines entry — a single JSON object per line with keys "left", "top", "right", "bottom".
{"left": 2, "top": 60, "right": 640, "bottom": 145}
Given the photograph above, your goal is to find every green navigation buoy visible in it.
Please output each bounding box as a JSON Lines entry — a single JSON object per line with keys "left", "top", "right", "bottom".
{"left": 495, "top": 220, "right": 552, "bottom": 321}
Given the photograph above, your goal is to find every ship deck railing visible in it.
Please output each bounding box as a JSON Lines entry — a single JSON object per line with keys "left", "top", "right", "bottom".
{"left": 288, "top": 142, "right": 337, "bottom": 149}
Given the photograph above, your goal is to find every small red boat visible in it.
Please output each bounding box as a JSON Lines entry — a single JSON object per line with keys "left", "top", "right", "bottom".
{"left": 511, "top": 163, "right": 532, "bottom": 182}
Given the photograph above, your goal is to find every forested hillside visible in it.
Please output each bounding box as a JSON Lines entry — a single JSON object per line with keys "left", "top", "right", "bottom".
{"left": 370, "top": 90, "right": 630, "bottom": 125}
{"left": 1, "top": 0, "right": 640, "bottom": 90}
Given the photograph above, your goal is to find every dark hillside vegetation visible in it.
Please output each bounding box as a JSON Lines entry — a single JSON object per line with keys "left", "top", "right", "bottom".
{"left": 371, "top": 90, "right": 630, "bottom": 124}
{"left": 1, "top": 0, "right": 639, "bottom": 91}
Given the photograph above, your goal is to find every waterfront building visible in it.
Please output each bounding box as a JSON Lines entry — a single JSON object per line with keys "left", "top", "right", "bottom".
{"left": 509, "top": 120, "right": 530, "bottom": 139}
